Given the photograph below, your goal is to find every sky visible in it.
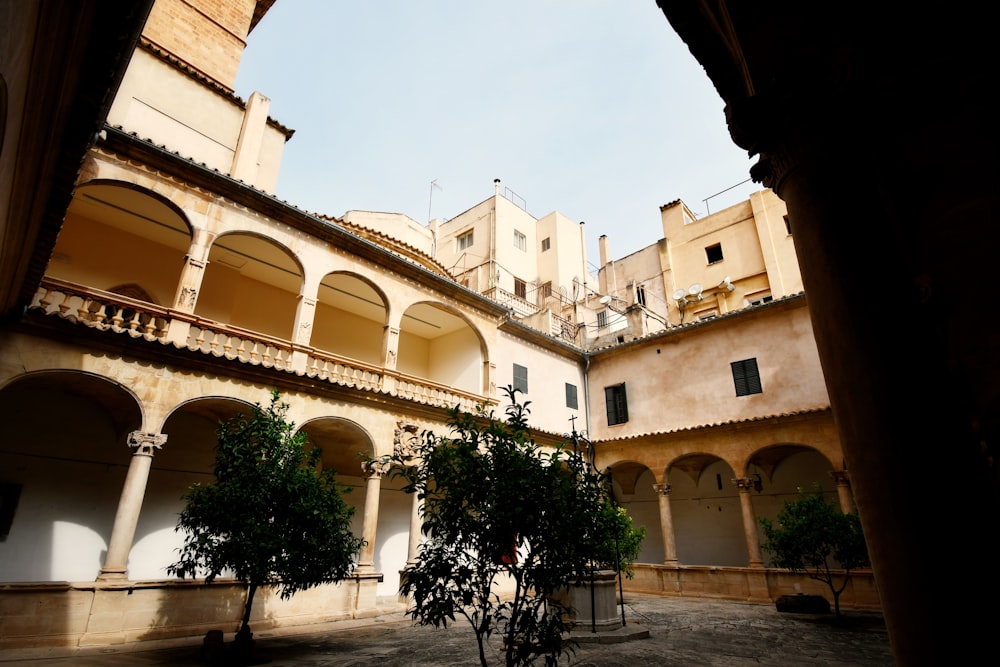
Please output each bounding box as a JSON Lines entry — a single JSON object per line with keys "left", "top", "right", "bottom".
{"left": 233, "top": 1, "right": 763, "bottom": 267}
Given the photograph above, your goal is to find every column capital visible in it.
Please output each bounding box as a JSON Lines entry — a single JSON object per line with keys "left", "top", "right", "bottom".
{"left": 732, "top": 477, "right": 755, "bottom": 492}
{"left": 830, "top": 469, "right": 851, "bottom": 485}
{"left": 127, "top": 431, "right": 167, "bottom": 456}
{"left": 652, "top": 482, "right": 672, "bottom": 495}
{"left": 363, "top": 458, "right": 390, "bottom": 478}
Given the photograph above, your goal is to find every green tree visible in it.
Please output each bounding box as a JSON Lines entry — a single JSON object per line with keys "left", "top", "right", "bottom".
{"left": 168, "top": 390, "right": 364, "bottom": 659}
{"left": 381, "top": 388, "right": 642, "bottom": 667}
{"left": 592, "top": 501, "right": 646, "bottom": 579}
{"left": 759, "top": 484, "right": 870, "bottom": 618}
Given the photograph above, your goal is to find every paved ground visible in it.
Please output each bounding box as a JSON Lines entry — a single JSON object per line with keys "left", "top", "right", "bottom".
{"left": 0, "top": 593, "right": 893, "bottom": 666}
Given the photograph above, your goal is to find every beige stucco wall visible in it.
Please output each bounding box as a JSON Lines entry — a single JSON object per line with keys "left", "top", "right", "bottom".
{"left": 493, "top": 330, "right": 585, "bottom": 436}
{"left": 586, "top": 296, "right": 828, "bottom": 441}
{"left": 106, "top": 49, "right": 288, "bottom": 194}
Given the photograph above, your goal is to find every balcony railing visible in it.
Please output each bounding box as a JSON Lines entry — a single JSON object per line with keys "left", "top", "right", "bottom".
{"left": 29, "top": 277, "right": 489, "bottom": 413}
{"left": 483, "top": 286, "right": 537, "bottom": 317}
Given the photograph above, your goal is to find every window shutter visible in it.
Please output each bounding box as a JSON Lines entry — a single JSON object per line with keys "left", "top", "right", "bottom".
{"left": 513, "top": 363, "right": 528, "bottom": 393}
{"left": 731, "top": 359, "right": 762, "bottom": 396}
{"left": 604, "top": 383, "right": 628, "bottom": 425}
{"left": 565, "top": 383, "right": 578, "bottom": 409}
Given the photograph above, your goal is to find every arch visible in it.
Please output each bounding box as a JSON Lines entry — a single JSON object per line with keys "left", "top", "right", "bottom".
{"left": 298, "top": 415, "right": 409, "bottom": 599}
{"left": 666, "top": 453, "right": 747, "bottom": 566}
{"left": 0, "top": 371, "right": 144, "bottom": 582}
{"left": 311, "top": 271, "right": 390, "bottom": 365}
{"left": 746, "top": 444, "right": 843, "bottom": 549}
{"left": 397, "top": 300, "right": 489, "bottom": 394}
{"left": 0, "top": 369, "right": 145, "bottom": 438}
{"left": 127, "top": 395, "right": 256, "bottom": 581}
{"left": 606, "top": 460, "right": 663, "bottom": 564}
{"left": 49, "top": 181, "right": 192, "bottom": 307}
{"left": 299, "top": 415, "right": 376, "bottom": 476}
{"left": 746, "top": 442, "right": 836, "bottom": 491}
{"left": 199, "top": 231, "right": 304, "bottom": 339}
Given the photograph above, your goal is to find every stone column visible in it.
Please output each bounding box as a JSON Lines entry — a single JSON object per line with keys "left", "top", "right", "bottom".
{"left": 393, "top": 421, "right": 422, "bottom": 567}
{"left": 357, "top": 460, "right": 385, "bottom": 573}
{"left": 830, "top": 470, "right": 855, "bottom": 514}
{"left": 166, "top": 230, "right": 212, "bottom": 344}
{"left": 290, "top": 294, "right": 317, "bottom": 373}
{"left": 732, "top": 477, "right": 763, "bottom": 568}
{"left": 381, "top": 325, "right": 400, "bottom": 370}
{"left": 407, "top": 491, "right": 422, "bottom": 566}
{"left": 485, "top": 361, "right": 497, "bottom": 397}
{"left": 98, "top": 431, "right": 167, "bottom": 580}
{"left": 292, "top": 295, "right": 317, "bottom": 346}
{"left": 652, "top": 482, "right": 678, "bottom": 565}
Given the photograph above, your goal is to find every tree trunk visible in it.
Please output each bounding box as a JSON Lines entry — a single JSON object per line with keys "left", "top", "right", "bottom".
{"left": 232, "top": 583, "right": 258, "bottom": 663}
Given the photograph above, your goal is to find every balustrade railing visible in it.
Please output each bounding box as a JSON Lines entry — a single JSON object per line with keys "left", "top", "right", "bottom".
{"left": 29, "top": 277, "right": 488, "bottom": 412}
{"left": 483, "top": 286, "right": 537, "bottom": 317}
{"left": 32, "top": 278, "right": 170, "bottom": 339}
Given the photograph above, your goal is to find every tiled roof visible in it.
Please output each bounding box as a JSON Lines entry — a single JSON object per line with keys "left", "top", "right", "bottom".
{"left": 595, "top": 406, "right": 832, "bottom": 444}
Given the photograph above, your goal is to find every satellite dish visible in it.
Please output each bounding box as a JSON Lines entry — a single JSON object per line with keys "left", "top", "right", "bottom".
{"left": 599, "top": 295, "right": 612, "bottom": 305}
{"left": 688, "top": 283, "right": 702, "bottom": 295}
{"left": 672, "top": 289, "right": 687, "bottom": 301}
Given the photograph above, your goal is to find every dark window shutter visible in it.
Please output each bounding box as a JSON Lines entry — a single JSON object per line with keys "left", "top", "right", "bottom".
{"left": 731, "top": 358, "right": 762, "bottom": 396}
{"left": 565, "top": 383, "right": 578, "bottom": 409}
{"left": 605, "top": 383, "right": 628, "bottom": 425}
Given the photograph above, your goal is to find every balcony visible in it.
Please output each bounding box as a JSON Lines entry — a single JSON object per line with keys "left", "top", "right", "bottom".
{"left": 29, "top": 277, "right": 489, "bottom": 414}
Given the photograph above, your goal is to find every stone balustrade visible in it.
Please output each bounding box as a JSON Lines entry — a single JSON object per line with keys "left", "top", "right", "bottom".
{"left": 30, "top": 277, "right": 490, "bottom": 412}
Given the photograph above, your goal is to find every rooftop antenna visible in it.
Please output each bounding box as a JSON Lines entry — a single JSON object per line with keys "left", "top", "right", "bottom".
{"left": 428, "top": 179, "right": 442, "bottom": 224}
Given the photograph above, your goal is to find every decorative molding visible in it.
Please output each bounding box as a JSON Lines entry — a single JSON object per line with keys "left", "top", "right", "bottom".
{"left": 127, "top": 431, "right": 167, "bottom": 455}
{"left": 393, "top": 421, "right": 420, "bottom": 459}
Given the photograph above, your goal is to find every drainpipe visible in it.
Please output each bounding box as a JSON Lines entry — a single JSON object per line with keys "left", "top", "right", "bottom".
{"left": 583, "top": 354, "right": 591, "bottom": 437}
{"left": 491, "top": 179, "right": 499, "bottom": 291}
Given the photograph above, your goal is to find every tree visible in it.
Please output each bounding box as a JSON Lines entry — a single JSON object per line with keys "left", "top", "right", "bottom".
{"left": 381, "top": 388, "right": 642, "bottom": 667}
{"left": 168, "top": 390, "right": 364, "bottom": 660}
{"left": 759, "top": 484, "right": 870, "bottom": 618}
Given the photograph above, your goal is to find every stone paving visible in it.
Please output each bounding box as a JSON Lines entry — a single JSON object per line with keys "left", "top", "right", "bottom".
{"left": 0, "top": 593, "right": 893, "bottom": 666}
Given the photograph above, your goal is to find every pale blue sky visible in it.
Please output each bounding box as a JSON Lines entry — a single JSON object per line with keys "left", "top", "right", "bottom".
{"left": 234, "top": 1, "right": 761, "bottom": 266}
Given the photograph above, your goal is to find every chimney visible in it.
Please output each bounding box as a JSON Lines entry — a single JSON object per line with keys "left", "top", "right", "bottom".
{"left": 599, "top": 234, "right": 611, "bottom": 267}
{"left": 494, "top": 178, "right": 501, "bottom": 196}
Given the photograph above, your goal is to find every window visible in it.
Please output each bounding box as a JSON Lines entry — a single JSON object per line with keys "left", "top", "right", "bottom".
{"left": 731, "top": 358, "right": 763, "bottom": 396}
{"left": 597, "top": 309, "right": 609, "bottom": 329}
{"left": 747, "top": 294, "right": 773, "bottom": 307}
{"left": 636, "top": 285, "right": 647, "bottom": 306}
{"left": 513, "top": 363, "right": 528, "bottom": 393}
{"left": 514, "top": 278, "right": 527, "bottom": 299}
{"left": 457, "top": 230, "right": 473, "bottom": 251}
{"left": 541, "top": 282, "right": 552, "bottom": 298}
{"left": 514, "top": 230, "right": 527, "bottom": 251}
{"left": 605, "top": 383, "right": 628, "bottom": 425}
{"left": 784, "top": 215, "right": 792, "bottom": 235}
{"left": 565, "top": 383, "right": 578, "bottom": 409}
{"left": 706, "top": 243, "right": 724, "bottom": 264}
{"left": 541, "top": 237, "right": 551, "bottom": 252}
